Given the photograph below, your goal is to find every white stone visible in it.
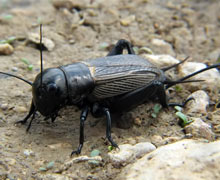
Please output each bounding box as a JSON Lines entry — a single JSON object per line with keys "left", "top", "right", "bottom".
{"left": 23, "top": 149, "right": 34, "bottom": 156}
{"left": 108, "top": 144, "right": 134, "bottom": 166}
{"left": 143, "top": 54, "right": 179, "bottom": 68}
{"left": 14, "top": 106, "right": 27, "bottom": 113}
{"left": 69, "top": 155, "right": 102, "bottom": 163}
{"left": 60, "top": 155, "right": 102, "bottom": 172}
{"left": 48, "top": 143, "right": 71, "bottom": 149}
{"left": 108, "top": 142, "right": 156, "bottom": 166}
{"left": 151, "top": 39, "right": 169, "bottom": 46}
{"left": 28, "top": 32, "right": 55, "bottom": 51}
{"left": 117, "top": 139, "right": 220, "bottom": 180}
{"left": 184, "top": 117, "right": 215, "bottom": 141}
{"left": 185, "top": 90, "right": 209, "bottom": 114}
{"left": 36, "top": 174, "right": 71, "bottom": 180}
{"left": 133, "top": 142, "right": 156, "bottom": 158}
{"left": 179, "top": 62, "right": 220, "bottom": 89}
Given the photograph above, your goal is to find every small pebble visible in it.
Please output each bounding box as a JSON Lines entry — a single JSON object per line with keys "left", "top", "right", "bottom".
{"left": 108, "top": 142, "right": 156, "bottom": 166}
{"left": 163, "top": 136, "right": 181, "bottom": 144}
{"left": 57, "top": 156, "right": 102, "bottom": 172}
{"left": 99, "top": 42, "right": 110, "bottom": 51}
{"left": 23, "top": 149, "right": 34, "bottom": 156}
{"left": 15, "top": 106, "right": 27, "bottom": 113}
{"left": 120, "top": 15, "right": 136, "bottom": 26}
{"left": 28, "top": 33, "right": 55, "bottom": 51}
{"left": 0, "top": 43, "right": 14, "bottom": 55}
{"left": 206, "top": 112, "right": 212, "bottom": 120}
{"left": 151, "top": 39, "right": 168, "bottom": 46}
{"left": 150, "top": 135, "right": 164, "bottom": 147}
{"left": 69, "top": 39, "right": 75, "bottom": 44}
{"left": 185, "top": 90, "right": 209, "bottom": 114}
{"left": 11, "top": 67, "right": 18, "bottom": 72}
{"left": 214, "top": 124, "right": 220, "bottom": 133}
{"left": 184, "top": 117, "right": 215, "bottom": 141}
{"left": 67, "top": 155, "right": 102, "bottom": 164}
{"left": 48, "top": 143, "right": 72, "bottom": 150}
{"left": 134, "top": 117, "right": 142, "bottom": 126}
{"left": 108, "top": 144, "right": 133, "bottom": 167}
{"left": 88, "top": 160, "right": 102, "bottom": 168}
{"left": 0, "top": 103, "right": 8, "bottom": 111}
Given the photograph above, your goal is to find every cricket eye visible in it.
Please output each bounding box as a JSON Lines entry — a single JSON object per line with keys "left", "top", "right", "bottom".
{"left": 47, "top": 83, "right": 57, "bottom": 93}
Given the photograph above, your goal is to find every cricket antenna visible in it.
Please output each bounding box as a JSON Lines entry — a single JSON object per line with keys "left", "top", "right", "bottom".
{"left": 40, "top": 24, "right": 43, "bottom": 87}
{"left": 165, "top": 63, "right": 220, "bottom": 89}
{"left": 0, "top": 72, "right": 32, "bottom": 86}
{"left": 161, "top": 56, "right": 189, "bottom": 72}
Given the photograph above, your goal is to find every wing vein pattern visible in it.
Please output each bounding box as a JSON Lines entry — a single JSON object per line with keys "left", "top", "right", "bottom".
{"left": 84, "top": 55, "right": 160, "bottom": 99}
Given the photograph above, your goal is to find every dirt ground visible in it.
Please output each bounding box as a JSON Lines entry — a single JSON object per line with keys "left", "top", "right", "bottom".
{"left": 0, "top": 0, "right": 220, "bottom": 179}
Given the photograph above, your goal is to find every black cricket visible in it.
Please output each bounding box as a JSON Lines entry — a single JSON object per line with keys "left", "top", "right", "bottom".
{"left": 1, "top": 25, "right": 220, "bottom": 155}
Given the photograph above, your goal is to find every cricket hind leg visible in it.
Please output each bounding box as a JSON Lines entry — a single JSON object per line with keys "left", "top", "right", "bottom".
{"left": 91, "top": 104, "right": 119, "bottom": 148}
{"left": 168, "top": 97, "right": 194, "bottom": 107}
{"left": 107, "top": 39, "right": 135, "bottom": 56}
{"left": 155, "top": 81, "right": 194, "bottom": 108}
{"left": 103, "top": 107, "right": 119, "bottom": 148}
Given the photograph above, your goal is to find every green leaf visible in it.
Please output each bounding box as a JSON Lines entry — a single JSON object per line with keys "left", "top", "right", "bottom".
{"left": 39, "top": 167, "right": 47, "bottom": 171}
{"left": 2, "top": 14, "right": 13, "bottom": 20}
{"left": 28, "top": 64, "right": 33, "bottom": 71}
{"left": 0, "top": 36, "right": 16, "bottom": 44}
{"left": 176, "top": 111, "right": 192, "bottom": 127}
{"left": 20, "top": 58, "right": 33, "bottom": 71}
{"left": 174, "top": 106, "right": 182, "bottom": 112}
{"left": 7, "top": 36, "right": 16, "bottom": 44}
{"left": 108, "top": 146, "right": 113, "bottom": 151}
{"left": 21, "top": 58, "right": 30, "bottom": 65}
{"left": 175, "top": 85, "right": 182, "bottom": 92}
{"left": 37, "top": 17, "right": 42, "bottom": 24}
{"left": 153, "top": 104, "right": 162, "bottom": 114}
{"left": 151, "top": 113, "right": 157, "bottom": 118}
{"left": 151, "top": 104, "right": 162, "bottom": 118}
{"left": 176, "top": 111, "right": 187, "bottom": 121}
{"left": 133, "top": 46, "right": 139, "bottom": 54}
{"left": 0, "top": 40, "right": 6, "bottom": 44}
